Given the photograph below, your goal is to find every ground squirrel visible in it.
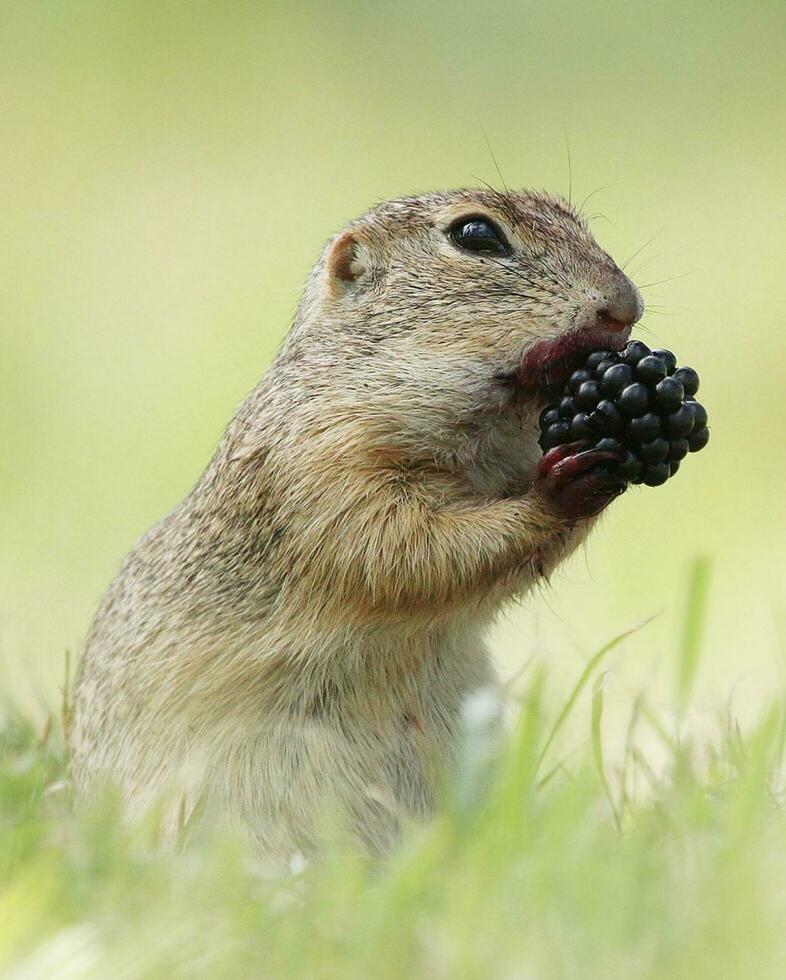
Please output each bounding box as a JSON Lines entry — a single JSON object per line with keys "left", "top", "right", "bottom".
{"left": 69, "top": 188, "right": 643, "bottom": 857}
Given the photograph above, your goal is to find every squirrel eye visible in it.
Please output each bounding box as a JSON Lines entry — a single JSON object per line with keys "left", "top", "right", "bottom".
{"left": 448, "top": 216, "right": 511, "bottom": 257}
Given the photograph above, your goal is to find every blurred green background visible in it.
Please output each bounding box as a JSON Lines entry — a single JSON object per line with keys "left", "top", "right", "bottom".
{"left": 1, "top": 0, "right": 784, "bottom": 724}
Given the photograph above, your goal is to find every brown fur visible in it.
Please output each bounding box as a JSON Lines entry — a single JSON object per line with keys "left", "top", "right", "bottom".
{"left": 69, "top": 188, "right": 642, "bottom": 858}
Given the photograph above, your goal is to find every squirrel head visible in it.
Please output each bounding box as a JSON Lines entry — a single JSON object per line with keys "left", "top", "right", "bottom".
{"left": 276, "top": 189, "right": 643, "bottom": 475}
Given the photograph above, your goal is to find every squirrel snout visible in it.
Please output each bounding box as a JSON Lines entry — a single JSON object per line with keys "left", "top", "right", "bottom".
{"left": 595, "top": 274, "right": 644, "bottom": 332}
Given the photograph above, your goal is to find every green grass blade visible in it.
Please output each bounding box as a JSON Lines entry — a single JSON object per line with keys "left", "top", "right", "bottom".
{"left": 591, "top": 670, "right": 621, "bottom": 832}
{"left": 536, "top": 617, "right": 654, "bottom": 774}
{"left": 677, "top": 556, "right": 712, "bottom": 714}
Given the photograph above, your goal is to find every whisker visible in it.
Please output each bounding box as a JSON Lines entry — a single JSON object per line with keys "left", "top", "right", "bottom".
{"left": 480, "top": 255, "right": 537, "bottom": 287}
{"left": 636, "top": 323, "right": 667, "bottom": 343}
{"left": 469, "top": 172, "right": 504, "bottom": 196}
{"left": 479, "top": 257, "right": 566, "bottom": 303}
{"left": 638, "top": 271, "right": 695, "bottom": 289}
{"left": 621, "top": 230, "right": 663, "bottom": 271}
{"left": 577, "top": 185, "right": 611, "bottom": 214}
{"left": 481, "top": 128, "right": 510, "bottom": 194}
{"left": 627, "top": 253, "right": 662, "bottom": 277}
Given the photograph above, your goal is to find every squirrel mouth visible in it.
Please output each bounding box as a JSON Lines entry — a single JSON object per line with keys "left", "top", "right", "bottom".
{"left": 513, "top": 326, "right": 631, "bottom": 403}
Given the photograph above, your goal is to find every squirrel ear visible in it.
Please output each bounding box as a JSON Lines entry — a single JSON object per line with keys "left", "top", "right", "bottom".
{"left": 326, "top": 230, "right": 367, "bottom": 290}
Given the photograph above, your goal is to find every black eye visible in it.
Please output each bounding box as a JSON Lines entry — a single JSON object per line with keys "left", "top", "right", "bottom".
{"left": 448, "top": 216, "right": 511, "bottom": 257}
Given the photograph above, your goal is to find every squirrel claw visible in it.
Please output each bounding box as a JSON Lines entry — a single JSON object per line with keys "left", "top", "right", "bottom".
{"left": 536, "top": 440, "right": 592, "bottom": 478}
{"left": 536, "top": 444, "right": 627, "bottom": 521}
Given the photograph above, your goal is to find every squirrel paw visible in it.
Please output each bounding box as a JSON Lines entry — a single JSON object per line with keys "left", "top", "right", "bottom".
{"left": 535, "top": 441, "right": 627, "bottom": 521}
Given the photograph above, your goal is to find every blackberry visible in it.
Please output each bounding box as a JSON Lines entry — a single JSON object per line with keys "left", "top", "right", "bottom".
{"left": 636, "top": 355, "right": 668, "bottom": 385}
{"left": 558, "top": 396, "right": 576, "bottom": 419}
{"left": 575, "top": 380, "right": 602, "bottom": 411}
{"left": 687, "top": 426, "right": 710, "bottom": 453}
{"left": 653, "top": 377, "right": 684, "bottom": 413}
{"left": 538, "top": 339, "right": 709, "bottom": 489}
{"left": 570, "top": 412, "right": 593, "bottom": 440}
{"left": 595, "top": 356, "right": 621, "bottom": 378}
{"left": 587, "top": 399, "right": 624, "bottom": 435}
{"left": 639, "top": 438, "right": 670, "bottom": 464}
{"left": 618, "top": 452, "right": 644, "bottom": 482}
{"left": 642, "top": 462, "right": 671, "bottom": 487}
{"left": 618, "top": 383, "right": 650, "bottom": 417}
{"left": 621, "top": 340, "right": 651, "bottom": 366}
{"left": 663, "top": 404, "right": 695, "bottom": 438}
{"left": 667, "top": 438, "right": 689, "bottom": 462}
{"left": 586, "top": 350, "right": 613, "bottom": 370}
{"left": 540, "top": 420, "right": 571, "bottom": 450}
{"left": 568, "top": 369, "right": 594, "bottom": 393}
{"left": 652, "top": 348, "right": 678, "bottom": 374}
{"left": 628, "top": 413, "right": 661, "bottom": 443}
{"left": 601, "top": 363, "right": 634, "bottom": 396}
{"left": 673, "top": 367, "right": 699, "bottom": 397}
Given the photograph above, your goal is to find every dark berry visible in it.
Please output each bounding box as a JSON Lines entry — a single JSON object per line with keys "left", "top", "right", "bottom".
{"left": 686, "top": 400, "right": 708, "bottom": 429}
{"left": 628, "top": 412, "right": 662, "bottom": 443}
{"left": 568, "top": 368, "right": 593, "bottom": 393}
{"left": 558, "top": 396, "right": 576, "bottom": 420}
{"left": 586, "top": 350, "right": 612, "bottom": 370}
{"left": 574, "top": 380, "right": 602, "bottom": 411}
{"left": 687, "top": 426, "right": 710, "bottom": 453}
{"left": 540, "top": 421, "right": 571, "bottom": 450}
{"left": 639, "top": 438, "right": 670, "bottom": 464}
{"left": 672, "top": 367, "right": 699, "bottom": 397}
{"left": 653, "top": 377, "right": 684, "bottom": 413}
{"left": 652, "top": 349, "right": 677, "bottom": 374}
{"left": 618, "top": 451, "right": 644, "bottom": 482}
{"left": 595, "top": 357, "right": 620, "bottom": 379}
{"left": 570, "top": 412, "right": 593, "bottom": 440}
{"left": 636, "top": 355, "right": 668, "bottom": 385}
{"left": 618, "top": 383, "right": 650, "bottom": 417}
{"left": 663, "top": 404, "right": 695, "bottom": 438}
{"left": 642, "top": 462, "right": 670, "bottom": 487}
{"left": 536, "top": 340, "right": 707, "bottom": 493}
{"left": 601, "top": 363, "right": 634, "bottom": 396}
{"left": 587, "top": 399, "right": 624, "bottom": 435}
{"left": 621, "top": 340, "right": 651, "bottom": 366}
{"left": 667, "top": 438, "right": 689, "bottom": 461}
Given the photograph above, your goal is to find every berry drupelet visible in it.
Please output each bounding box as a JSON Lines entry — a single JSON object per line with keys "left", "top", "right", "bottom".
{"left": 538, "top": 340, "right": 709, "bottom": 489}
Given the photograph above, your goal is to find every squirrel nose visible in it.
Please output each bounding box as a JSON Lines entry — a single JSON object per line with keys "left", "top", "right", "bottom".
{"left": 596, "top": 275, "right": 644, "bottom": 332}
